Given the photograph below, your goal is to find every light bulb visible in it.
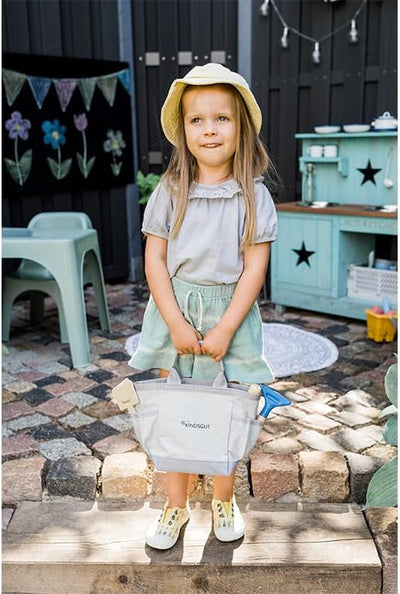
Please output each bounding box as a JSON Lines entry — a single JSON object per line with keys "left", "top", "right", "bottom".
{"left": 280, "top": 27, "right": 289, "bottom": 49}
{"left": 348, "top": 19, "right": 359, "bottom": 44}
{"left": 312, "top": 42, "right": 321, "bottom": 64}
{"left": 260, "top": 0, "right": 270, "bottom": 17}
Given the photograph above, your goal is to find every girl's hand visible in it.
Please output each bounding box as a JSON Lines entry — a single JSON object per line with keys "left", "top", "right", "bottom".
{"left": 170, "top": 320, "right": 203, "bottom": 355}
{"left": 200, "top": 325, "right": 234, "bottom": 362}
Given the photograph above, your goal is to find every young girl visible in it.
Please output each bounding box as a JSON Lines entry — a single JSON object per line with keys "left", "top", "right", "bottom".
{"left": 130, "top": 63, "right": 277, "bottom": 550}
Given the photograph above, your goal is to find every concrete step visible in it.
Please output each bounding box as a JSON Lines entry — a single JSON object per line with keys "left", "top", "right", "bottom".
{"left": 3, "top": 500, "right": 381, "bottom": 594}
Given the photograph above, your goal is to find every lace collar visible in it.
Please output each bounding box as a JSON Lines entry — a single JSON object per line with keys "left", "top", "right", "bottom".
{"left": 188, "top": 179, "right": 241, "bottom": 200}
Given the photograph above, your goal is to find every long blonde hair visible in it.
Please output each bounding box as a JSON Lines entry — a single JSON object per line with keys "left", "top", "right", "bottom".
{"left": 162, "top": 84, "right": 270, "bottom": 247}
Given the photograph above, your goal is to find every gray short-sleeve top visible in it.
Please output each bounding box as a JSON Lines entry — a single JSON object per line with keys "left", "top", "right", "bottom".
{"left": 141, "top": 177, "right": 278, "bottom": 285}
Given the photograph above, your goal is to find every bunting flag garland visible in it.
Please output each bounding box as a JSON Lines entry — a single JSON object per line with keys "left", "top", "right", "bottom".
{"left": 28, "top": 77, "right": 52, "bottom": 109}
{"left": 2, "top": 67, "right": 131, "bottom": 112}
{"left": 54, "top": 79, "right": 77, "bottom": 112}
{"left": 3, "top": 69, "right": 26, "bottom": 106}
{"left": 77, "top": 78, "right": 97, "bottom": 111}
{"left": 2, "top": 53, "right": 134, "bottom": 196}
{"left": 96, "top": 75, "right": 118, "bottom": 107}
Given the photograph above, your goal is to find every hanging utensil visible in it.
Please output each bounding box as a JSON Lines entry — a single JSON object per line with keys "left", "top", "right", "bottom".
{"left": 384, "top": 147, "right": 394, "bottom": 188}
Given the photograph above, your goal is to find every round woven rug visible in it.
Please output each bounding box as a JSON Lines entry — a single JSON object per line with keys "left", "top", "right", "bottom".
{"left": 125, "top": 323, "right": 338, "bottom": 379}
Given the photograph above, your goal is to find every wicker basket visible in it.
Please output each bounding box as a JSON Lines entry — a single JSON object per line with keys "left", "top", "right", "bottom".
{"left": 365, "top": 309, "right": 397, "bottom": 343}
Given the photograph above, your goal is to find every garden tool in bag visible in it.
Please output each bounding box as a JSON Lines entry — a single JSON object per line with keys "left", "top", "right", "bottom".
{"left": 111, "top": 359, "right": 291, "bottom": 476}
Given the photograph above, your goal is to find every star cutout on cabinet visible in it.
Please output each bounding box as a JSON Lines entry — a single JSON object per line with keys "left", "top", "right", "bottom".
{"left": 292, "top": 241, "right": 315, "bottom": 267}
{"left": 357, "top": 159, "right": 381, "bottom": 185}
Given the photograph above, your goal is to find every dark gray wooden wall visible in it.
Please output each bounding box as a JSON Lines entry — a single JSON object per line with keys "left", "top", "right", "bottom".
{"left": 2, "top": 0, "right": 131, "bottom": 280}
{"left": 3, "top": 0, "right": 397, "bottom": 280}
{"left": 251, "top": 0, "right": 397, "bottom": 202}
{"left": 132, "top": 0, "right": 238, "bottom": 174}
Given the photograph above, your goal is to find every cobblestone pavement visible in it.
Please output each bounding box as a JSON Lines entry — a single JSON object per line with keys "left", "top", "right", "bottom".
{"left": 2, "top": 281, "right": 397, "bottom": 530}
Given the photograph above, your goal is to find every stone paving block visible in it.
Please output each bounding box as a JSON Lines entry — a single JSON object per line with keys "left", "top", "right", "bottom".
{"left": 297, "top": 429, "right": 344, "bottom": 451}
{"left": 363, "top": 443, "right": 398, "bottom": 462}
{"left": 2, "top": 433, "right": 39, "bottom": 460}
{"left": 21, "top": 388, "right": 54, "bottom": 405}
{"left": 2, "top": 456, "right": 46, "bottom": 504}
{"left": 82, "top": 399, "right": 120, "bottom": 420}
{"left": 296, "top": 400, "right": 337, "bottom": 416}
{"left": 298, "top": 413, "right": 341, "bottom": 434}
{"left": 46, "top": 456, "right": 101, "bottom": 499}
{"left": 35, "top": 375, "right": 66, "bottom": 387}
{"left": 85, "top": 369, "right": 114, "bottom": 383}
{"left": 61, "top": 392, "right": 99, "bottom": 409}
{"left": 2, "top": 372, "right": 17, "bottom": 386}
{"left": 334, "top": 394, "right": 381, "bottom": 420}
{"left": 102, "top": 452, "right": 148, "bottom": 500}
{"left": 15, "top": 371, "right": 46, "bottom": 382}
{"left": 4, "top": 380, "right": 37, "bottom": 394}
{"left": 6, "top": 413, "right": 51, "bottom": 433}
{"left": 62, "top": 377, "right": 97, "bottom": 392}
{"left": 332, "top": 428, "right": 377, "bottom": 453}
{"left": 38, "top": 437, "right": 91, "bottom": 461}
{"left": 59, "top": 410, "right": 97, "bottom": 429}
{"left": 35, "top": 398, "right": 75, "bottom": 419}
{"left": 345, "top": 452, "right": 384, "bottom": 504}
{"left": 295, "top": 387, "right": 338, "bottom": 403}
{"left": 356, "top": 424, "right": 384, "bottom": 442}
{"left": 329, "top": 410, "right": 373, "bottom": 428}
{"left": 103, "top": 376, "right": 125, "bottom": 389}
{"left": 250, "top": 453, "right": 299, "bottom": 500}
{"left": 96, "top": 358, "right": 121, "bottom": 370}
{"left": 2, "top": 400, "right": 35, "bottom": 421}
{"left": 74, "top": 421, "right": 119, "bottom": 446}
{"left": 92, "top": 434, "right": 137, "bottom": 458}
{"left": 2, "top": 389, "right": 19, "bottom": 404}
{"left": 43, "top": 383, "right": 73, "bottom": 397}
{"left": 85, "top": 384, "right": 111, "bottom": 400}
{"left": 365, "top": 507, "right": 398, "bottom": 594}
{"left": 2, "top": 507, "right": 14, "bottom": 531}
{"left": 261, "top": 436, "right": 304, "bottom": 454}
{"left": 299, "top": 451, "right": 349, "bottom": 502}
{"left": 281, "top": 390, "right": 308, "bottom": 403}
{"left": 29, "top": 422, "right": 71, "bottom": 441}
{"left": 275, "top": 406, "right": 307, "bottom": 421}
{"left": 103, "top": 413, "right": 132, "bottom": 433}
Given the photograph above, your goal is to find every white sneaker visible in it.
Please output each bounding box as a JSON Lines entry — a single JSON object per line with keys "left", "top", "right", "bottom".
{"left": 212, "top": 495, "right": 245, "bottom": 542}
{"left": 145, "top": 501, "right": 190, "bottom": 550}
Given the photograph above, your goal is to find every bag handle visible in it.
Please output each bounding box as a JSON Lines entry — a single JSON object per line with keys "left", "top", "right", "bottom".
{"left": 167, "top": 354, "right": 228, "bottom": 388}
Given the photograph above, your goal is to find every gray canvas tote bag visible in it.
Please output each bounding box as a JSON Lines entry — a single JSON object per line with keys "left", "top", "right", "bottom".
{"left": 127, "top": 360, "right": 264, "bottom": 476}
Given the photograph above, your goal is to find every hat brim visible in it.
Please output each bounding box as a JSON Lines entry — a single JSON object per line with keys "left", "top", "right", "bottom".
{"left": 161, "top": 78, "right": 262, "bottom": 146}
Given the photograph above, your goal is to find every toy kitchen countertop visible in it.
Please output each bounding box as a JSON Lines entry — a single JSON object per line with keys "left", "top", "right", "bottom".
{"left": 276, "top": 202, "right": 397, "bottom": 218}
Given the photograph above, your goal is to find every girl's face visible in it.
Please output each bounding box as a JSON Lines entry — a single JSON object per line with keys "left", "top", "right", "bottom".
{"left": 182, "top": 85, "right": 237, "bottom": 178}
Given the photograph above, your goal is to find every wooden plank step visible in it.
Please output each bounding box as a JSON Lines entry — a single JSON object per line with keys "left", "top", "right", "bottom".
{"left": 3, "top": 501, "right": 381, "bottom": 594}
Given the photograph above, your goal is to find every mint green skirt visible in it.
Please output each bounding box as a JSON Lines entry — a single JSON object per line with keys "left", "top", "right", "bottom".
{"left": 129, "top": 277, "right": 274, "bottom": 384}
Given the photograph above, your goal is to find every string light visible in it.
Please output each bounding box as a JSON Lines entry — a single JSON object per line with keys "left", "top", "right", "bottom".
{"left": 312, "top": 42, "right": 321, "bottom": 64}
{"left": 348, "top": 19, "right": 360, "bottom": 44}
{"left": 280, "top": 27, "right": 289, "bottom": 49}
{"left": 259, "top": 0, "right": 270, "bottom": 17}
{"left": 261, "top": 0, "right": 367, "bottom": 65}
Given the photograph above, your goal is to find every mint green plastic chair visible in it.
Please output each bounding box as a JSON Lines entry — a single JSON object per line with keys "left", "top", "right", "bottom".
{"left": 2, "top": 212, "right": 111, "bottom": 365}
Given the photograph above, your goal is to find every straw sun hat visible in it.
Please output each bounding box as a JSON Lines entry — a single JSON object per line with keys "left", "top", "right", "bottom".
{"left": 160, "top": 63, "right": 262, "bottom": 146}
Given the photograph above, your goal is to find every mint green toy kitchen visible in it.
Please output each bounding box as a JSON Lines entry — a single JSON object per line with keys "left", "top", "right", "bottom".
{"left": 271, "top": 127, "right": 397, "bottom": 320}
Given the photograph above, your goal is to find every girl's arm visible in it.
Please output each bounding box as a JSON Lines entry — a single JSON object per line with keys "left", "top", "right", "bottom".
{"left": 145, "top": 235, "right": 202, "bottom": 355}
{"left": 201, "top": 242, "right": 270, "bottom": 362}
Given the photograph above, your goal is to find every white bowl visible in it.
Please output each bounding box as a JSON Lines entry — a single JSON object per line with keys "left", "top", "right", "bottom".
{"left": 314, "top": 125, "right": 341, "bottom": 134}
{"left": 311, "top": 201, "right": 329, "bottom": 208}
{"left": 343, "top": 124, "right": 371, "bottom": 133}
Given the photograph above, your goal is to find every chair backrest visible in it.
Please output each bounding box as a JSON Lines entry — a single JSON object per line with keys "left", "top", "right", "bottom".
{"left": 28, "top": 212, "right": 93, "bottom": 230}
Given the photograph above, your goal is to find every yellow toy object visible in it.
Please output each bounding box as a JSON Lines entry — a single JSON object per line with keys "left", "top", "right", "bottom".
{"left": 365, "top": 309, "right": 397, "bottom": 343}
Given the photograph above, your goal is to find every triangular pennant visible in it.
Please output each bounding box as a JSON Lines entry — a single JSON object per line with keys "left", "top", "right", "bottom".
{"left": 54, "top": 79, "right": 77, "bottom": 112}
{"left": 27, "top": 76, "right": 52, "bottom": 109}
{"left": 77, "top": 78, "right": 97, "bottom": 111}
{"left": 2, "top": 69, "right": 27, "bottom": 106}
{"left": 117, "top": 69, "right": 131, "bottom": 94}
{"left": 97, "top": 75, "right": 118, "bottom": 107}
